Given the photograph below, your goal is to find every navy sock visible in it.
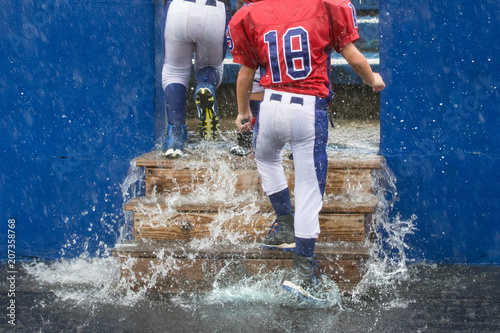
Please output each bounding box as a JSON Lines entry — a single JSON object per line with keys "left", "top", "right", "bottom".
{"left": 195, "top": 67, "right": 219, "bottom": 87}
{"left": 268, "top": 188, "right": 293, "bottom": 216}
{"left": 295, "top": 237, "right": 316, "bottom": 258}
{"left": 165, "top": 83, "right": 187, "bottom": 125}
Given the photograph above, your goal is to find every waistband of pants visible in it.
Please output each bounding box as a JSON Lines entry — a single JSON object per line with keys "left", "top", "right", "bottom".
{"left": 264, "top": 89, "right": 328, "bottom": 110}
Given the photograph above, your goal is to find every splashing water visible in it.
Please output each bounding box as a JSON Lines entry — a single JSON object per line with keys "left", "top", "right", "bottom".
{"left": 22, "top": 256, "right": 142, "bottom": 308}
{"left": 351, "top": 160, "right": 418, "bottom": 303}
{"left": 22, "top": 123, "right": 417, "bottom": 311}
{"left": 118, "top": 159, "right": 145, "bottom": 244}
{"left": 204, "top": 269, "right": 343, "bottom": 309}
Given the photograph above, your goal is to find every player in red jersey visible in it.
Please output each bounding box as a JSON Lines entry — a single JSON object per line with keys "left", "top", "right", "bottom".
{"left": 228, "top": 0, "right": 385, "bottom": 302}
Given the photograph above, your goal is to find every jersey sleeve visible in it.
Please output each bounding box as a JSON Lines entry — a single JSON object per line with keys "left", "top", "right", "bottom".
{"left": 325, "top": 0, "right": 360, "bottom": 53}
{"left": 228, "top": 10, "right": 260, "bottom": 69}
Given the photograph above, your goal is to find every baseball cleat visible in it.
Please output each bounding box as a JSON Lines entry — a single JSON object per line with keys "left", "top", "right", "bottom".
{"left": 195, "top": 86, "right": 219, "bottom": 140}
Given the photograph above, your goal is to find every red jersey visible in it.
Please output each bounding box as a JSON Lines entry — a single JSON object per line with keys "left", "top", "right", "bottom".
{"left": 228, "top": 0, "right": 359, "bottom": 99}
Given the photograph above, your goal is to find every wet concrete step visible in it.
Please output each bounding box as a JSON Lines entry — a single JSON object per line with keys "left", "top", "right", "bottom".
{"left": 125, "top": 195, "right": 378, "bottom": 242}
{"left": 125, "top": 193, "right": 379, "bottom": 213}
{"left": 135, "top": 151, "right": 384, "bottom": 169}
{"left": 135, "top": 151, "right": 384, "bottom": 198}
{"left": 112, "top": 240, "right": 371, "bottom": 294}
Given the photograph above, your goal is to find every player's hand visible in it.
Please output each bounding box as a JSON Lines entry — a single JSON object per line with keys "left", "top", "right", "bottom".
{"left": 367, "top": 73, "right": 385, "bottom": 92}
{"left": 235, "top": 112, "right": 253, "bottom": 132}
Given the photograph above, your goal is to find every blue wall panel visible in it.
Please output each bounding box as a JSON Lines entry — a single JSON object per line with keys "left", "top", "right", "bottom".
{"left": 1, "top": 0, "right": 499, "bottom": 264}
{"left": 380, "top": 0, "right": 500, "bottom": 263}
{"left": 1, "top": 157, "right": 132, "bottom": 259}
{"left": 0, "top": 0, "right": 155, "bottom": 260}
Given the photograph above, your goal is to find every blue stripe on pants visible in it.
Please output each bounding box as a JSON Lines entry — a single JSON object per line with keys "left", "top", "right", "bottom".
{"left": 313, "top": 97, "right": 329, "bottom": 197}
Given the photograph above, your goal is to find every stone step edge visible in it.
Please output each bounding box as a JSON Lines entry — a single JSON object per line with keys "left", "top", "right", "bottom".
{"left": 134, "top": 151, "right": 384, "bottom": 170}
{"left": 124, "top": 195, "right": 379, "bottom": 214}
{"left": 112, "top": 240, "right": 371, "bottom": 261}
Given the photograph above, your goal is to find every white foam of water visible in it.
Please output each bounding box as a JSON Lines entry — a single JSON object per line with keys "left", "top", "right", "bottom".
{"left": 131, "top": 147, "right": 270, "bottom": 245}
{"left": 382, "top": 298, "right": 416, "bottom": 310}
{"left": 23, "top": 256, "right": 148, "bottom": 307}
{"left": 117, "top": 159, "right": 145, "bottom": 243}
{"left": 204, "top": 270, "right": 343, "bottom": 309}
{"left": 351, "top": 161, "right": 418, "bottom": 302}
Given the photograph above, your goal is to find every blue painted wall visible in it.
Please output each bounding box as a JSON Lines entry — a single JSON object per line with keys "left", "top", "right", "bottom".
{"left": 0, "top": 0, "right": 155, "bottom": 259}
{"left": 380, "top": 0, "right": 500, "bottom": 264}
{"left": 1, "top": 0, "right": 498, "bottom": 265}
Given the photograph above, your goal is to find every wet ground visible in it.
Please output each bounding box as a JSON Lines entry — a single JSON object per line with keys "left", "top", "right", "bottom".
{"left": 186, "top": 117, "right": 381, "bottom": 157}
{"left": 1, "top": 262, "right": 499, "bottom": 332}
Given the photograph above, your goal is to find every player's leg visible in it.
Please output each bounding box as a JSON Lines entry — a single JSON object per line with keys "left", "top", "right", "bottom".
{"left": 281, "top": 254, "right": 328, "bottom": 303}
{"left": 230, "top": 72, "right": 263, "bottom": 156}
{"left": 281, "top": 94, "right": 329, "bottom": 302}
{"left": 289, "top": 98, "right": 328, "bottom": 242}
{"left": 163, "top": 81, "right": 189, "bottom": 158}
{"left": 161, "top": 2, "right": 193, "bottom": 158}
{"left": 194, "top": 66, "right": 221, "bottom": 140}
{"left": 254, "top": 90, "right": 295, "bottom": 250}
{"left": 191, "top": 3, "right": 228, "bottom": 140}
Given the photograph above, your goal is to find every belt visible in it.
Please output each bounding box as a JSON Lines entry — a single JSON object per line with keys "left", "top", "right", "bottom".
{"left": 270, "top": 93, "right": 304, "bottom": 106}
{"left": 269, "top": 92, "right": 334, "bottom": 128}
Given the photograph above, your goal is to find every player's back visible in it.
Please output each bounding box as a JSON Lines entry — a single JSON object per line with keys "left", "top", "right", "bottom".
{"left": 230, "top": 0, "right": 359, "bottom": 97}
{"left": 242, "top": 0, "right": 356, "bottom": 48}
{"left": 245, "top": 0, "right": 327, "bottom": 25}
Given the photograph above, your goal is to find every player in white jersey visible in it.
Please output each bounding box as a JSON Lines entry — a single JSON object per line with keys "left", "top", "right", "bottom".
{"left": 162, "top": 0, "right": 231, "bottom": 158}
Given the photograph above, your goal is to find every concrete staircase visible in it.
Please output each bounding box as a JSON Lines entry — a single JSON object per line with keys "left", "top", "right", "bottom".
{"left": 112, "top": 148, "right": 384, "bottom": 294}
